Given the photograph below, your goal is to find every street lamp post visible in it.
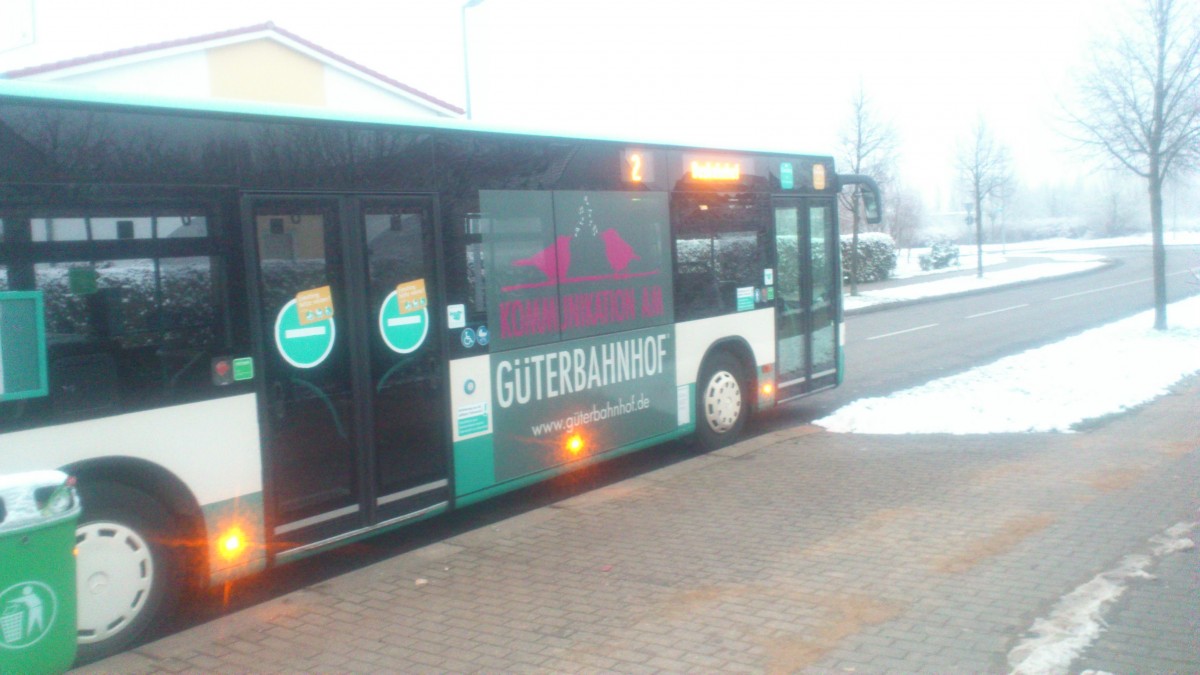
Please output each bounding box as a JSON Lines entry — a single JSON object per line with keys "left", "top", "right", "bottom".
{"left": 461, "top": 0, "right": 486, "bottom": 120}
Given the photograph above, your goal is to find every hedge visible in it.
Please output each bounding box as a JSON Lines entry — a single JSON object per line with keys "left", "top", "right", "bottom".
{"left": 840, "top": 232, "right": 897, "bottom": 283}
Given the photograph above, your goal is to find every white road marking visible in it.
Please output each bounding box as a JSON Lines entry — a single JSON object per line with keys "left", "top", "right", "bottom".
{"left": 1052, "top": 270, "right": 1191, "bottom": 301}
{"left": 966, "top": 304, "right": 1029, "bottom": 319}
{"left": 865, "top": 323, "right": 938, "bottom": 341}
{"left": 1052, "top": 279, "right": 1146, "bottom": 300}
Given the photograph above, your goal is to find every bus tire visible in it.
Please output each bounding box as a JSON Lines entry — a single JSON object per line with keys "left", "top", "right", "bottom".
{"left": 696, "top": 351, "right": 748, "bottom": 450}
{"left": 74, "top": 481, "right": 181, "bottom": 663}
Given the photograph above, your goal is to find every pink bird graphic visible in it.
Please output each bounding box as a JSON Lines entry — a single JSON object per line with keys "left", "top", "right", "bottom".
{"left": 601, "top": 228, "right": 641, "bottom": 274}
{"left": 512, "top": 235, "right": 572, "bottom": 281}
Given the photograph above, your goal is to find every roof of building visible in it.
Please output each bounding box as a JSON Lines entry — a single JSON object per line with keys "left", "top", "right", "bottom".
{"left": 1, "top": 21, "right": 464, "bottom": 116}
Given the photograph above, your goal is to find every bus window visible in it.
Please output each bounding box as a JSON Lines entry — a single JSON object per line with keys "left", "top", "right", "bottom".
{"left": 86, "top": 217, "right": 152, "bottom": 240}
{"left": 0, "top": 209, "right": 231, "bottom": 431}
{"left": 158, "top": 215, "right": 208, "bottom": 238}
{"left": 460, "top": 212, "right": 489, "bottom": 319}
{"left": 672, "top": 192, "right": 771, "bottom": 320}
{"left": 466, "top": 240, "right": 487, "bottom": 314}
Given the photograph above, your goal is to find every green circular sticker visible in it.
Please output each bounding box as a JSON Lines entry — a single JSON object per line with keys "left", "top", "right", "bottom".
{"left": 379, "top": 290, "right": 429, "bottom": 354}
{"left": 0, "top": 582, "right": 58, "bottom": 650}
{"left": 274, "top": 298, "right": 336, "bottom": 368}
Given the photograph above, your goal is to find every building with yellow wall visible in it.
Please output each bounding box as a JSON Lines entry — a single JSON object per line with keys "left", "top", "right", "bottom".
{"left": 2, "top": 22, "right": 463, "bottom": 119}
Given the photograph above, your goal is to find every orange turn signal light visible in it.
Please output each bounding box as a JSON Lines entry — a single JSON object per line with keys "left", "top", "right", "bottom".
{"left": 219, "top": 526, "right": 248, "bottom": 561}
{"left": 566, "top": 434, "right": 585, "bottom": 456}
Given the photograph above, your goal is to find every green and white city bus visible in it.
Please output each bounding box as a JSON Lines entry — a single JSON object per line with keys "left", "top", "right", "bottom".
{"left": 0, "top": 82, "right": 880, "bottom": 660}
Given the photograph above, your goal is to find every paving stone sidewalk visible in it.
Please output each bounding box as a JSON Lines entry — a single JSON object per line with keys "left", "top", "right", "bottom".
{"left": 75, "top": 377, "right": 1200, "bottom": 674}
{"left": 1073, "top": 542, "right": 1199, "bottom": 674}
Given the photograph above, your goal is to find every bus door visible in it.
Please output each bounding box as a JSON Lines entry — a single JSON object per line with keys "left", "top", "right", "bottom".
{"left": 772, "top": 198, "right": 839, "bottom": 400}
{"left": 246, "top": 195, "right": 448, "bottom": 555}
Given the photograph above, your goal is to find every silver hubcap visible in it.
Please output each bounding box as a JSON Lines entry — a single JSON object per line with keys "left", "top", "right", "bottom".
{"left": 704, "top": 370, "right": 742, "bottom": 434}
{"left": 75, "top": 521, "right": 154, "bottom": 644}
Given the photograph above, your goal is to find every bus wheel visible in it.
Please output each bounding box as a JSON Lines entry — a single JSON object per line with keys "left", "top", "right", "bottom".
{"left": 74, "top": 481, "right": 181, "bottom": 663}
{"left": 696, "top": 352, "right": 748, "bottom": 450}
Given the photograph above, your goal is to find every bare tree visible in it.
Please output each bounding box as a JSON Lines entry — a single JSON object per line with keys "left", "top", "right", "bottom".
{"left": 957, "top": 118, "right": 1013, "bottom": 278}
{"left": 1068, "top": 0, "right": 1200, "bottom": 329}
{"left": 839, "top": 85, "right": 898, "bottom": 295}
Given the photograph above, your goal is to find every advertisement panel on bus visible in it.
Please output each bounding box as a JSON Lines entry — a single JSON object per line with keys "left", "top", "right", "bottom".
{"left": 450, "top": 189, "right": 686, "bottom": 498}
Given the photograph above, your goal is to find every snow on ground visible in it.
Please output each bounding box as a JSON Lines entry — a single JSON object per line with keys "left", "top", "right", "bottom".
{"left": 889, "top": 230, "right": 1200, "bottom": 281}
{"left": 1006, "top": 521, "right": 1198, "bottom": 675}
{"left": 845, "top": 254, "right": 1110, "bottom": 312}
{"left": 884, "top": 245, "right": 1006, "bottom": 284}
{"left": 817, "top": 294, "right": 1200, "bottom": 434}
{"left": 984, "top": 230, "right": 1200, "bottom": 253}
{"left": 824, "top": 234, "right": 1200, "bottom": 435}
{"left": 890, "top": 251, "right": 1006, "bottom": 280}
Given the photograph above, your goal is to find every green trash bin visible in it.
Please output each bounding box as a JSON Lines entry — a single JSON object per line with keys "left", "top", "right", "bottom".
{"left": 0, "top": 471, "right": 80, "bottom": 675}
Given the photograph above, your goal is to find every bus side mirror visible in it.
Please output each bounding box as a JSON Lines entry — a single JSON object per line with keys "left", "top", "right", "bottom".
{"left": 860, "top": 188, "right": 881, "bottom": 225}
{"left": 836, "top": 174, "right": 883, "bottom": 225}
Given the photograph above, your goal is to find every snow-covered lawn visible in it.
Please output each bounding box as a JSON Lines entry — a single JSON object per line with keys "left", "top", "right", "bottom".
{"left": 978, "top": 230, "right": 1200, "bottom": 252}
{"left": 846, "top": 253, "right": 1109, "bottom": 312}
{"left": 888, "top": 230, "right": 1200, "bottom": 281}
{"left": 819, "top": 294, "right": 1200, "bottom": 434}
{"left": 889, "top": 250, "right": 1006, "bottom": 281}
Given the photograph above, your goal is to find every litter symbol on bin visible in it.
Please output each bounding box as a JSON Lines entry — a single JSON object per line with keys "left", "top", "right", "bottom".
{"left": 0, "top": 582, "right": 57, "bottom": 650}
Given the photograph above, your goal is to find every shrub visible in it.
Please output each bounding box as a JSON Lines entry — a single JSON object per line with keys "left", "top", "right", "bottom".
{"left": 919, "top": 237, "right": 960, "bottom": 271}
{"left": 840, "top": 232, "right": 897, "bottom": 283}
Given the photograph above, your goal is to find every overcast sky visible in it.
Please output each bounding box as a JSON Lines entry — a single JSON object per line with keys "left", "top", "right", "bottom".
{"left": 0, "top": 0, "right": 1129, "bottom": 206}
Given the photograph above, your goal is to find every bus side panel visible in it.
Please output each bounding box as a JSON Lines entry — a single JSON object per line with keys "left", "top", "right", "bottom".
{"left": 675, "top": 308, "right": 775, "bottom": 404}
{"left": 450, "top": 326, "right": 686, "bottom": 500}
{"left": 202, "top": 490, "right": 267, "bottom": 583}
{"left": 449, "top": 355, "right": 496, "bottom": 497}
{"left": 0, "top": 394, "right": 267, "bottom": 582}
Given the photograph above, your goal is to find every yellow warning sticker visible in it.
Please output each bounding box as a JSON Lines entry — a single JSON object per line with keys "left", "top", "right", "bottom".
{"left": 396, "top": 279, "right": 428, "bottom": 314}
{"left": 296, "top": 285, "right": 334, "bottom": 325}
